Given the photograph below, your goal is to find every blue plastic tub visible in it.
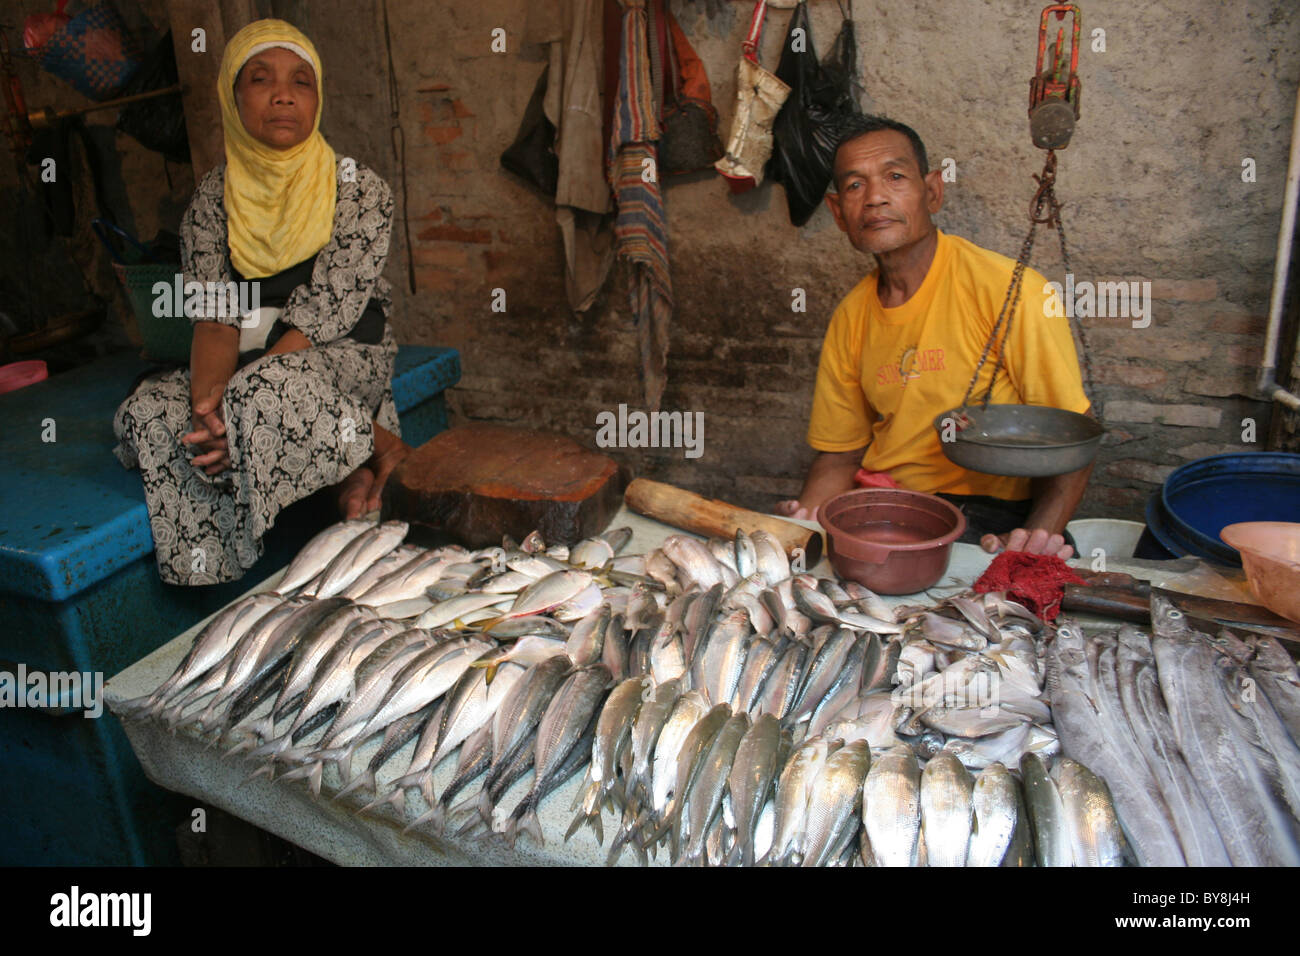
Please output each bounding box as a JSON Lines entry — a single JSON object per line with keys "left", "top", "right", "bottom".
{"left": 1141, "top": 453, "right": 1300, "bottom": 566}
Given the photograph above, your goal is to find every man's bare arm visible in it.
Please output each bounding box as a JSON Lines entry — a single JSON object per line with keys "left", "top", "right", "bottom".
{"left": 776, "top": 447, "right": 867, "bottom": 521}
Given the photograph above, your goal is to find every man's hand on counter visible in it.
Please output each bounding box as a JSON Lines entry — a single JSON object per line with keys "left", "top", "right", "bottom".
{"left": 980, "top": 527, "right": 1075, "bottom": 561}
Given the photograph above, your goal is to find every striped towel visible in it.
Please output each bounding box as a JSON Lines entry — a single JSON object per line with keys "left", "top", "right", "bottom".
{"left": 610, "top": 0, "right": 672, "bottom": 411}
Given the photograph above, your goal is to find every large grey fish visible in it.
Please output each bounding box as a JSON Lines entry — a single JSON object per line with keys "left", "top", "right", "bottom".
{"left": 696, "top": 610, "right": 750, "bottom": 709}
{"left": 306, "top": 632, "right": 447, "bottom": 756}
{"left": 566, "top": 604, "right": 610, "bottom": 668}
{"left": 402, "top": 719, "right": 495, "bottom": 835}
{"left": 272, "top": 621, "right": 414, "bottom": 752}
{"left": 920, "top": 751, "right": 974, "bottom": 867}
{"left": 726, "top": 714, "right": 782, "bottom": 867}
{"left": 338, "top": 697, "right": 445, "bottom": 809}
{"left": 346, "top": 637, "right": 495, "bottom": 747}
{"left": 415, "top": 593, "right": 511, "bottom": 630}
{"left": 1152, "top": 599, "right": 1300, "bottom": 867}
{"left": 508, "top": 663, "right": 612, "bottom": 848}
{"left": 626, "top": 678, "right": 684, "bottom": 813}
{"left": 768, "top": 735, "right": 839, "bottom": 866}
{"left": 1249, "top": 636, "right": 1300, "bottom": 745}
{"left": 801, "top": 739, "right": 871, "bottom": 868}
{"left": 661, "top": 535, "right": 724, "bottom": 590}
{"left": 165, "top": 596, "right": 310, "bottom": 727}
{"left": 340, "top": 544, "right": 425, "bottom": 600}
{"left": 505, "top": 704, "right": 603, "bottom": 847}
{"left": 265, "top": 605, "right": 378, "bottom": 723}
{"left": 748, "top": 530, "right": 789, "bottom": 587}
{"left": 230, "top": 604, "right": 379, "bottom": 752}
{"left": 394, "top": 654, "right": 527, "bottom": 815}
{"left": 807, "top": 637, "right": 868, "bottom": 738}
{"left": 680, "top": 711, "right": 750, "bottom": 864}
{"left": 120, "top": 592, "right": 284, "bottom": 719}
{"left": 307, "top": 521, "right": 409, "bottom": 598}
{"left": 1216, "top": 647, "right": 1300, "bottom": 829}
{"left": 861, "top": 744, "right": 921, "bottom": 867}
{"left": 485, "top": 569, "right": 595, "bottom": 631}
{"left": 275, "top": 519, "right": 373, "bottom": 594}
{"left": 1053, "top": 757, "right": 1126, "bottom": 866}
{"left": 195, "top": 596, "right": 339, "bottom": 731}
{"left": 788, "top": 629, "right": 856, "bottom": 724}
{"left": 353, "top": 548, "right": 465, "bottom": 605}
{"left": 649, "top": 704, "right": 732, "bottom": 853}
{"left": 733, "top": 636, "right": 784, "bottom": 715}
{"left": 1020, "top": 752, "right": 1071, "bottom": 866}
{"left": 1116, "top": 626, "right": 1231, "bottom": 867}
{"left": 966, "top": 762, "right": 1019, "bottom": 866}
{"left": 1046, "top": 623, "right": 1185, "bottom": 866}
{"left": 568, "top": 675, "right": 649, "bottom": 844}
{"left": 755, "top": 640, "right": 809, "bottom": 720}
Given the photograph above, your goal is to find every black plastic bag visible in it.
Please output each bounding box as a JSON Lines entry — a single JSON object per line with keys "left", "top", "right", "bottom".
{"left": 116, "top": 31, "right": 189, "bottom": 163}
{"left": 500, "top": 65, "right": 558, "bottom": 197}
{"left": 766, "top": 2, "right": 861, "bottom": 227}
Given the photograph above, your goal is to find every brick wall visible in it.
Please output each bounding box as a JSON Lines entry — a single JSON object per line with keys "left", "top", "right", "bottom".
{"left": 321, "top": 0, "right": 1298, "bottom": 519}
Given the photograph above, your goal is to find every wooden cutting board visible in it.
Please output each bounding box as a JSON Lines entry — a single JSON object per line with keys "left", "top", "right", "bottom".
{"left": 382, "top": 424, "right": 626, "bottom": 548}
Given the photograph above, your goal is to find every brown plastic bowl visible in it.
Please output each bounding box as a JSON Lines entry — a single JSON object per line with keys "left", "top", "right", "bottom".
{"left": 1219, "top": 521, "right": 1300, "bottom": 625}
{"left": 819, "top": 489, "right": 967, "bottom": 595}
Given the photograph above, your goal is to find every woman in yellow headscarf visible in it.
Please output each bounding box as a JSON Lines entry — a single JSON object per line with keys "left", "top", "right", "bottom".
{"left": 112, "top": 19, "right": 409, "bottom": 585}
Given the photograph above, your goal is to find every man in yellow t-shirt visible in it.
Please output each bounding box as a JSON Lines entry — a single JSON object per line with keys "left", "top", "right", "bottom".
{"left": 777, "top": 115, "right": 1093, "bottom": 559}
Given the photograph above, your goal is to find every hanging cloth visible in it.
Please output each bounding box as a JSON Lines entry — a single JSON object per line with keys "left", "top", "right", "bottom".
{"left": 609, "top": 0, "right": 672, "bottom": 412}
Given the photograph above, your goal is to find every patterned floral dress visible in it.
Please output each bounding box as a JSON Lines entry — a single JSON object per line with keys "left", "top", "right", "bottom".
{"left": 113, "top": 161, "right": 400, "bottom": 586}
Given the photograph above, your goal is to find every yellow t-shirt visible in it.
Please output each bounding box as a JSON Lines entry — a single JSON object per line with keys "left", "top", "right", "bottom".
{"left": 807, "top": 230, "right": 1091, "bottom": 501}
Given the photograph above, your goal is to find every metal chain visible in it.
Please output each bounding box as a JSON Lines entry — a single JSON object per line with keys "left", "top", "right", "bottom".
{"left": 957, "top": 149, "right": 1092, "bottom": 411}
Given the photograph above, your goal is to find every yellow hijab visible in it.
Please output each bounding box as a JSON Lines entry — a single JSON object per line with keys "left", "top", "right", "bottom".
{"left": 218, "top": 19, "right": 336, "bottom": 279}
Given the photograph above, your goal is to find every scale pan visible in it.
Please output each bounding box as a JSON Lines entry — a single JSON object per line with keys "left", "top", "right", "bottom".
{"left": 933, "top": 404, "right": 1104, "bottom": 478}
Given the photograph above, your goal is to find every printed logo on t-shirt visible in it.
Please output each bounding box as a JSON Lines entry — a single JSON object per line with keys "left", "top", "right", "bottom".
{"left": 876, "top": 345, "right": 946, "bottom": 387}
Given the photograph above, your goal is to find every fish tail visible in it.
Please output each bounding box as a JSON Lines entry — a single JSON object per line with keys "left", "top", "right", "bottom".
{"left": 420, "top": 773, "right": 437, "bottom": 811}
{"left": 356, "top": 786, "right": 400, "bottom": 816}
{"left": 333, "top": 770, "right": 375, "bottom": 803}
{"left": 275, "top": 761, "right": 318, "bottom": 786}
{"left": 222, "top": 734, "right": 258, "bottom": 761}
{"left": 402, "top": 802, "right": 441, "bottom": 835}
{"left": 569, "top": 774, "right": 596, "bottom": 814}
{"left": 517, "top": 806, "right": 544, "bottom": 849}
{"left": 605, "top": 829, "right": 629, "bottom": 866}
{"left": 242, "top": 761, "right": 277, "bottom": 786}
{"left": 309, "top": 761, "right": 324, "bottom": 798}
{"left": 564, "top": 809, "right": 587, "bottom": 844}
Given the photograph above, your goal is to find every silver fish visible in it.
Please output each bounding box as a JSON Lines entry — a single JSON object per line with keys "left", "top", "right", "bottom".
{"left": 919, "top": 751, "right": 974, "bottom": 867}
{"left": 1053, "top": 757, "right": 1126, "bottom": 867}
{"left": 275, "top": 520, "right": 373, "bottom": 594}
{"left": 861, "top": 744, "right": 921, "bottom": 867}
{"left": 801, "top": 739, "right": 871, "bottom": 868}
{"left": 308, "top": 521, "right": 409, "bottom": 598}
{"left": 966, "top": 762, "right": 1019, "bottom": 866}
{"left": 726, "top": 714, "right": 782, "bottom": 867}
{"left": 1020, "top": 751, "right": 1072, "bottom": 866}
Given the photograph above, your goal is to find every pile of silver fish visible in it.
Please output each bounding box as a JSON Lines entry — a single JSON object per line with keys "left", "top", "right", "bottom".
{"left": 1047, "top": 596, "right": 1300, "bottom": 867}
{"left": 118, "top": 517, "right": 1141, "bottom": 865}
